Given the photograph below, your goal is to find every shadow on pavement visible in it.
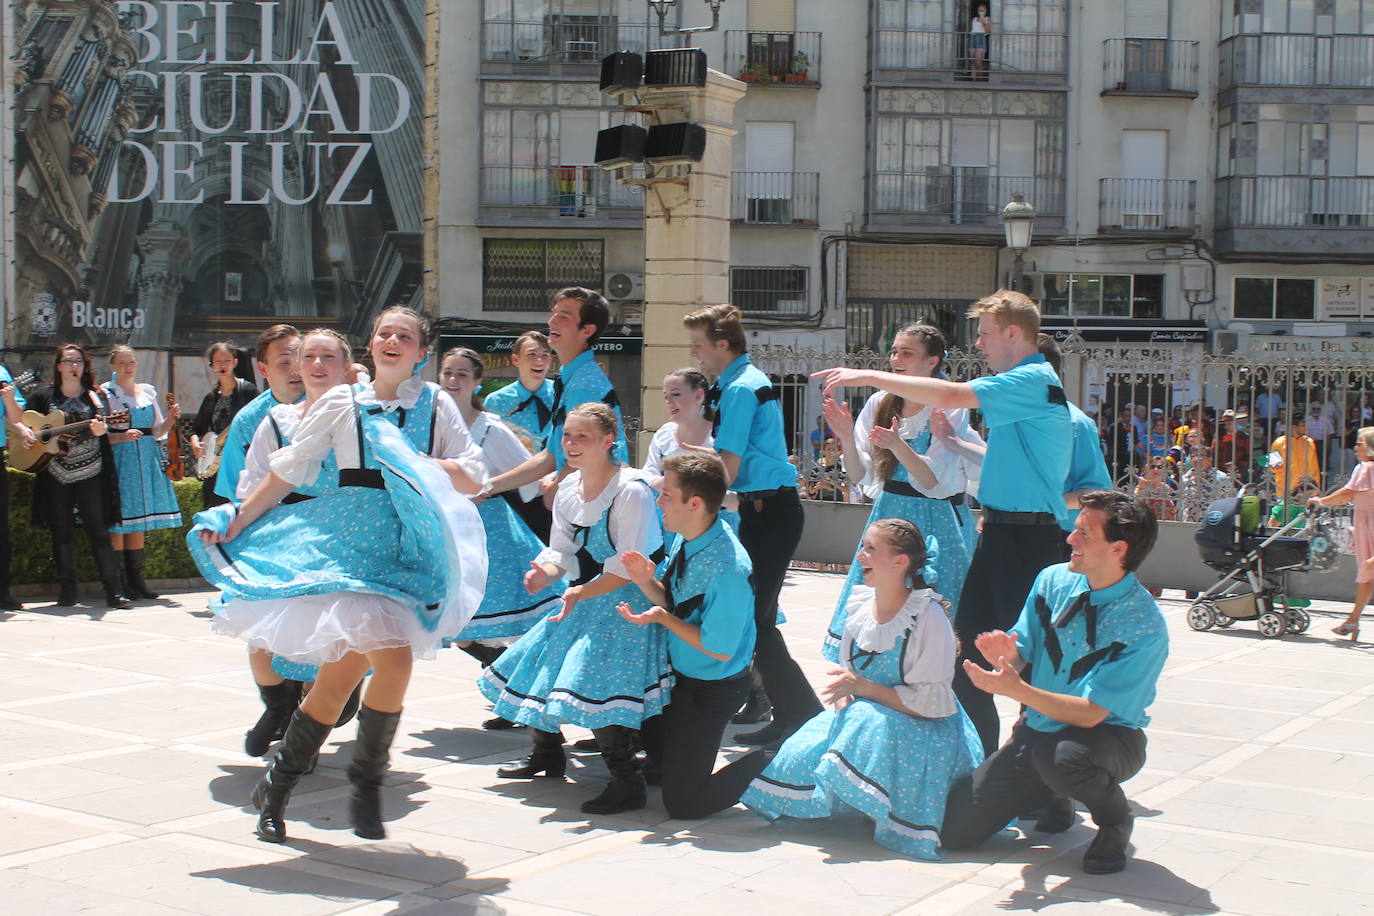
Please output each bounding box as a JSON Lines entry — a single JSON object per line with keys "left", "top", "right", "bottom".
{"left": 997, "top": 858, "right": 1219, "bottom": 914}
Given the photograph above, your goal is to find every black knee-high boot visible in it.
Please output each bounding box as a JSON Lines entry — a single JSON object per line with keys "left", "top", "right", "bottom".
{"left": 497, "top": 728, "right": 566, "bottom": 778}
{"left": 251, "top": 708, "right": 332, "bottom": 843}
{"left": 349, "top": 705, "right": 402, "bottom": 839}
{"left": 123, "top": 548, "right": 159, "bottom": 599}
{"left": 581, "top": 725, "right": 645, "bottom": 815}
{"left": 245, "top": 680, "right": 303, "bottom": 757}
{"left": 731, "top": 666, "right": 772, "bottom": 724}
{"left": 55, "top": 543, "right": 78, "bottom": 606}
{"left": 458, "top": 642, "right": 505, "bottom": 668}
{"left": 93, "top": 544, "right": 133, "bottom": 609}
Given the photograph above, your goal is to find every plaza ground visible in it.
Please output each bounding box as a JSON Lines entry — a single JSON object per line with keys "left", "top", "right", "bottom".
{"left": 1, "top": 570, "right": 1371, "bottom": 915}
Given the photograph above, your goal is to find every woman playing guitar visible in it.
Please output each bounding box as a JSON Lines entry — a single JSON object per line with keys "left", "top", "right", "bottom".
{"left": 24, "top": 344, "right": 133, "bottom": 609}
{"left": 190, "top": 341, "right": 258, "bottom": 510}
{"left": 0, "top": 366, "right": 36, "bottom": 611}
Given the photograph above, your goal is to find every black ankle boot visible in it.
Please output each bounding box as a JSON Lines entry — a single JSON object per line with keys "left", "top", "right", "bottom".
{"left": 55, "top": 544, "right": 78, "bottom": 606}
{"left": 251, "top": 709, "right": 332, "bottom": 843}
{"left": 123, "top": 548, "right": 159, "bottom": 599}
{"left": 348, "top": 705, "right": 402, "bottom": 840}
{"left": 1082, "top": 814, "right": 1134, "bottom": 874}
{"left": 245, "top": 680, "right": 303, "bottom": 757}
{"left": 1035, "top": 795, "right": 1076, "bottom": 833}
{"left": 497, "top": 729, "right": 566, "bottom": 778}
{"left": 581, "top": 725, "right": 645, "bottom": 815}
{"left": 93, "top": 544, "right": 133, "bottom": 609}
{"left": 458, "top": 642, "right": 505, "bottom": 668}
{"left": 731, "top": 669, "right": 772, "bottom": 725}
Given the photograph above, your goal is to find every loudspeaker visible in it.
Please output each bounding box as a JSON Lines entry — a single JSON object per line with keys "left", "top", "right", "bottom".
{"left": 644, "top": 48, "right": 708, "bottom": 88}
{"left": 645, "top": 122, "right": 706, "bottom": 164}
{"left": 599, "top": 52, "right": 643, "bottom": 93}
{"left": 595, "top": 124, "right": 648, "bottom": 168}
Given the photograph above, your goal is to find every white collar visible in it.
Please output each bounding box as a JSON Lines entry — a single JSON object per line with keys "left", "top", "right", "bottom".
{"left": 355, "top": 372, "right": 426, "bottom": 411}
{"left": 557, "top": 467, "right": 645, "bottom": 525}
{"left": 845, "top": 586, "right": 943, "bottom": 654}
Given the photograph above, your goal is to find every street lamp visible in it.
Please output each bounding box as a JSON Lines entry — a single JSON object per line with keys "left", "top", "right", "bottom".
{"left": 1001, "top": 191, "right": 1037, "bottom": 293}
{"left": 647, "top": 0, "right": 725, "bottom": 38}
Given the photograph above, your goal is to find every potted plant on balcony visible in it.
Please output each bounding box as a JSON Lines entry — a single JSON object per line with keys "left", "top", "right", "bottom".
{"left": 739, "top": 59, "right": 773, "bottom": 84}
{"left": 786, "top": 51, "right": 810, "bottom": 83}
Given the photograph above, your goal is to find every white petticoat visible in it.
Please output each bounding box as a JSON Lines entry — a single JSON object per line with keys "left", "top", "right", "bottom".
{"left": 212, "top": 590, "right": 446, "bottom": 664}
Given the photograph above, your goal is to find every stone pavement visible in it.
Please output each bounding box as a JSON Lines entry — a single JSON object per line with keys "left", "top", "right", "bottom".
{"left": 1, "top": 571, "right": 1372, "bottom": 916}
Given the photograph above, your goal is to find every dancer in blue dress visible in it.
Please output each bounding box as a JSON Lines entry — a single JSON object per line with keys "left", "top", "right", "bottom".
{"left": 481, "top": 403, "right": 672, "bottom": 816}
{"left": 819, "top": 324, "right": 981, "bottom": 662}
{"left": 190, "top": 314, "right": 488, "bottom": 844}
{"left": 482, "top": 330, "right": 556, "bottom": 451}
{"left": 101, "top": 345, "right": 183, "bottom": 599}
{"left": 741, "top": 519, "right": 983, "bottom": 859}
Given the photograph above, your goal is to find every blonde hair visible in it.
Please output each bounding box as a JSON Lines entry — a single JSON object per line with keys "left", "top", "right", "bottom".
{"left": 1359, "top": 426, "right": 1374, "bottom": 454}
{"left": 301, "top": 327, "right": 351, "bottom": 361}
{"left": 967, "top": 289, "right": 1040, "bottom": 342}
{"left": 371, "top": 305, "right": 432, "bottom": 348}
{"left": 567, "top": 402, "right": 619, "bottom": 439}
{"left": 683, "top": 304, "right": 747, "bottom": 354}
{"left": 107, "top": 344, "right": 136, "bottom": 365}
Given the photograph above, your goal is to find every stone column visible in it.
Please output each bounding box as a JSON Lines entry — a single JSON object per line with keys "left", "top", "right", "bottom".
{"left": 635, "top": 69, "right": 745, "bottom": 457}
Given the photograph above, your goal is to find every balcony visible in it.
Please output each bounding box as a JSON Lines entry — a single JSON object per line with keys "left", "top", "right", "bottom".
{"left": 872, "top": 31, "right": 1067, "bottom": 85}
{"left": 480, "top": 18, "right": 654, "bottom": 74}
{"left": 1219, "top": 34, "right": 1374, "bottom": 91}
{"left": 731, "top": 172, "right": 820, "bottom": 225}
{"left": 723, "top": 31, "right": 821, "bottom": 88}
{"left": 867, "top": 173, "right": 1065, "bottom": 233}
{"left": 1101, "top": 39, "right": 1199, "bottom": 98}
{"left": 1214, "top": 176, "right": 1374, "bottom": 259}
{"left": 479, "top": 166, "right": 643, "bottom": 226}
{"left": 1099, "top": 179, "right": 1197, "bottom": 235}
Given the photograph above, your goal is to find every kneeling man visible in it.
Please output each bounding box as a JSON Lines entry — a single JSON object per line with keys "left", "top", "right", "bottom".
{"left": 941, "top": 489, "right": 1166, "bottom": 874}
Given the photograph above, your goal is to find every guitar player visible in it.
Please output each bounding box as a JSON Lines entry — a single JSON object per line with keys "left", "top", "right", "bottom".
{"left": 25, "top": 344, "right": 133, "bottom": 609}
{"left": 0, "top": 365, "right": 34, "bottom": 610}
{"left": 190, "top": 341, "right": 259, "bottom": 509}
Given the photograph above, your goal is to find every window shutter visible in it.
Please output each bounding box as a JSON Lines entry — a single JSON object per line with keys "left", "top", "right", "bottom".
{"left": 748, "top": 0, "right": 796, "bottom": 32}
{"left": 1125, "top": 0, "right": 1169, "bottom": 39}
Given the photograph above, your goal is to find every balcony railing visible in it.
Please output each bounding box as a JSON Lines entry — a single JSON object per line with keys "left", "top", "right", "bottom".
{"left": 873, "top": 30, "right": 1067, "bottom": 81}
{"left": 731, "top": 172, "right": 820, "bottom": 225}
{"left": 870, "top": 173, "right": 1065, "bottom": 225}
{"left": 1099, "top": 179, "right": 1197, "bottom": 233}
{"left": 480, "top": 166, "right": 642, "bottom": 219}
{"left": 1102, "top": 39, "right": 1199, "bottom": 96}
{"left": 1216, "top": 176, "right": 1374, "bottom": 229}
{"left": 1219, "top": 34, "right": 1374, "bottom": 90}
{"left": 723, "top": 31, "right": 821, "bottom": 87}
{"left": 480, "top": 18, "right": 655, "bottom": 66}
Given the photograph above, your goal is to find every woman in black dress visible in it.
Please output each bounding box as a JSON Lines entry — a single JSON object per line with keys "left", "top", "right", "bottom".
{"left": 26, "top": 344, "right": 132, "bottom": 608}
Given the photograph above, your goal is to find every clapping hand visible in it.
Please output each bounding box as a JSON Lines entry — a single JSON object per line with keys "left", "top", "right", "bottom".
{"left": 868, "top": 417, "right": 903, "bottom": 453}
{"left": 549, "top": 584, "right": 583, "bottom": 622}
{"left": 929, "top": 409, "right": 955, "bottom": 442}
{"left": 974, "top": 629, "right": 1019, "bottom": 667}
{"left": 811, "top": 367, "right": 870, "bottom": 397}
{"left": 618, "top": 550, "right": 657, "bottom": 587}
{"left": 524, "top": 561, "right": 553, "bottom": 594}
{"left": 617, "top": 601, "right": 667, "bottom": 626}
{"left": 821, "top": 667, "right": 864, "bottom": 708}
{"left": 820, "top": 396, "right": 854, "bottom": 440}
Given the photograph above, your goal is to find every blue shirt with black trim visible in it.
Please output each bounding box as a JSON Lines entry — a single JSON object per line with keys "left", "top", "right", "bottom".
{"left": 713, "top": 354, "right": 797, "bottom": 493}
{"left": 0, "top": 366, "right": 26, "bottom": 449}
{"left": 1059, "top": 402, "right": 1114, "bottom": 532}
{"left": 483, "top": 378, "right": 555, "bottom": 449}
{"left": 967, "top": 353, "right": 1072, "bottom": 517}
{"left": 214, "top": 389, "right": 302, "bottom": 503}
{"left": 662, "top": 516, "right": 756, "bottom": 680}
{"left": 1010, "top": 563, "right": 1168, "bottom": 733}
{"left": 548, "top": 349, "right": 629, "bottom": 469}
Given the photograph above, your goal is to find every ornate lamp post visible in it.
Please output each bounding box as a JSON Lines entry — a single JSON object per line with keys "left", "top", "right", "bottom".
{"left": 647, "top": 0, "right": 726, "bottom": 38}
{"left": 1001, "top": 191, "right": 1037, "bottom": 293}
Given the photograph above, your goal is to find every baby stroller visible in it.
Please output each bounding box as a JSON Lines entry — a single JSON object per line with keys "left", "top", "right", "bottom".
{"left": 1188, "top": 492, "right": 1340, "bottom": 638}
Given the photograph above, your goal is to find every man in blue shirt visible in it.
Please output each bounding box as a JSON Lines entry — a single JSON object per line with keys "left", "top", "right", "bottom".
{"left": 815, "top": 290, "right": 1072, "bottom": 756}
{"left": 213, "top": 325, "right": 303, "bottom": 504}
{"left": 687, "top": 304, "right": 822, "bottom": 747}
{"left": 941, "top": 490, "right": 1166, "bottom": 875}
{"left": 0, "top": 367, "right": 35, "bottom": 609}
{"left": 1038, "top": 334, "right": 1113, "bottom": 536}
{"left": 619, "top": 452, "right": 767, "bottom": 818}
{"left": 484, "top": 288, "right": 628, "bottom": 501}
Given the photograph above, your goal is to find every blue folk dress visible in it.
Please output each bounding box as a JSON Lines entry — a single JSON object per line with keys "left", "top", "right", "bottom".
{"left": 188, "top": 383, "right": 487, "bottom": 666}
{"left": 823, "top": 399, "right": 978, "bottom": 661}
{"left": 742, "top": 586, "right": 983, "bottom": 859}
{"left": 478, "top": 468, "right": 672, "bottom": 732}
{"left": 100, "top": 381, "right": 182, "bottom": 533}
{"left": 453, "top": 411, "right": 564, "bottom": 640}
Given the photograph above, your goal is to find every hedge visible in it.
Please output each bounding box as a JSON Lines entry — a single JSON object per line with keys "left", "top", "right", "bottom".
{"left": 8, "top": 467, "right": 203, "bottom": 586}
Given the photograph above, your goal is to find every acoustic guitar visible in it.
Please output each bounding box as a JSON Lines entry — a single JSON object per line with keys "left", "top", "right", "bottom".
{"left": 164, "top": 391, "right": 185, "bottom": 481}
{"left": 8, "top": 408, "right": 131, "bottom": 473}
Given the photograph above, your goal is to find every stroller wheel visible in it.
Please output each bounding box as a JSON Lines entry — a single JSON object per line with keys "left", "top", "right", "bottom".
{"left": 1214, "top": 613, "right": 1235, "bottom": 628}
{"left": 1285, "top": 608, "right": 1311, "bottom": 634}
{"left": 1257, "top": 611, "right": 1287, "bottom": 638}
{"left": 1187, "top": 602, "right": 1217, "bottom": 631}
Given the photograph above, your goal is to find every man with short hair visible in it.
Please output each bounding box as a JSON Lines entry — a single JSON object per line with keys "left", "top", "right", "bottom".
{"left": 941, "top": 490, "right": 1167, "bottom": 875}
{"left": 815, "top": 290, "right": 1073, "bottom": 756}
{"left": 216, "top": 325, "right": 304, "bottom": 504}
{"left": 1180, "top": 447, "right": 1236, "bottom": 523}
{"left": 1269, "top": 414, "right": 1321, "bottom": 496}
{"left": 618, "top": 451, "right": 767, "bottom": 818}
{"left": 686, "top": 303, "right": 822, "bottom": 746}
{"left": 483, "top": 288, "right": 628, "bottom": 499}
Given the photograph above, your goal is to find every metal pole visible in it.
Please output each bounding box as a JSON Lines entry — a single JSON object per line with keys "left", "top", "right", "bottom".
{"left": 1011, "top": 250, "right": 1025, "bottom": 293}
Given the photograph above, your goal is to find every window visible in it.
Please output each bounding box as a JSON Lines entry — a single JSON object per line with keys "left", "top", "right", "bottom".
{"left": 1041, "top": 274, "right": 1164, "bottom": 317}
{"left": 483, "top": 239, "right": 604, "bottom": 312}
{"left": 731, "top": 267, "right": 808, "bottom": 314}
{"left": 1233, "top": 277, "right": 1316, "bottom": 319}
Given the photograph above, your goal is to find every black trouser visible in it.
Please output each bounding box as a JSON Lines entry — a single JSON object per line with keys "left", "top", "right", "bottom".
{"left": 941, "top": 716, "right": 1147, "bottom": 849}
{"left": 641, "top": 670, "right": 770, "bottom": 819}
{"left": 202, "top": 474, "right": 228, "bottom": 510}
{"left": 503, "top": 491, "right": 553, "bottom": 544}
{"left": 0, "top": 449, "right": 10, "bottom": 594}
{"left": 50, "top": 475, "right": 113, "bottom": 552}
{"left": 736, "top": 487, "right": 822, "bottom": 729}
{"left": 955, "top": 519, "right": 1068, "bottom": 757}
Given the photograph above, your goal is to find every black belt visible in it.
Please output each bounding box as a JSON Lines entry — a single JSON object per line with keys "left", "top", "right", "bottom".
{"left": 984, "top": 507, "right": 1060, "bottom": 526}
{"left": 881, "top": 479, "right": 965, "bottom": 505}
{"left": 281, "top": 468, "right": 386, "bottom": 504}
{"left": 738, "top": 486, "right": 796, "bottom": 502}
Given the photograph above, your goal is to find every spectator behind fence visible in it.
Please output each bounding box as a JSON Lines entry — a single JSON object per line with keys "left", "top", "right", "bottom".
{"left": 1213, "top": 409, "right": 1251, "bottom": 481}
{"left": 1269, "top": 415, "right": 1321, "bottom": 496}
{"left": 1180, "top": 447, "right": 1236, "bottom": 523}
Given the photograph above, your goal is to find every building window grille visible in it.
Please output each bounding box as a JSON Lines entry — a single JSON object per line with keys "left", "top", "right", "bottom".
{"left": 731, "top": 267, "right": 809, "bottom": 314}
{"left": 483, "top": 238, "right": 604, "bottom": 312}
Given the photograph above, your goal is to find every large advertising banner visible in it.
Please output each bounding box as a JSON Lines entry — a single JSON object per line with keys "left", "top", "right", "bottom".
{"left": 10, "top": 0, "right": 426, "bottom": 371}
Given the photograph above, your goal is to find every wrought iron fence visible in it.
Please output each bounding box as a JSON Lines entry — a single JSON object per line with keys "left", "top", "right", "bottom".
{"left": 479, "top": 165, "right": 643, "bottom": 217}
{"left": 724, "top": 30, "right": 822, "bottom": 86}
{"left": 1101, "top": 38, "right": 1199, "bottom": 95}
{"left": 730, "top": 172, "right": 820, "bottom": 225}
{"left": 1099, "top": 178, "right": 1197, "bottom": 233}
{"left": 1219, "top": 34, "right": 1374, "bottom": 90}
{"left": 873, "top": 30, "right": 1068, "bottom": 79}
{"left": 1215, "top": 176, "right": 1374, "bottom": 229}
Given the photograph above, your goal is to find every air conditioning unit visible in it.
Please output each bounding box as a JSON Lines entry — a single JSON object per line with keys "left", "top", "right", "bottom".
{"left": 604, "top": 272, "right": 644, "bottom": 301}
{"left": 1212, "top": 330, "right": 1249, "bottom": 355}
{"left": 1021, "top": 272, "right": 1045, "bottom": 300}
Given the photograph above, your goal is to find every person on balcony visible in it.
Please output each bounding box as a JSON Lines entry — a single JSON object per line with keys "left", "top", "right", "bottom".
{"left": 969, "top": 3, "right": 992, "bottom": 81}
